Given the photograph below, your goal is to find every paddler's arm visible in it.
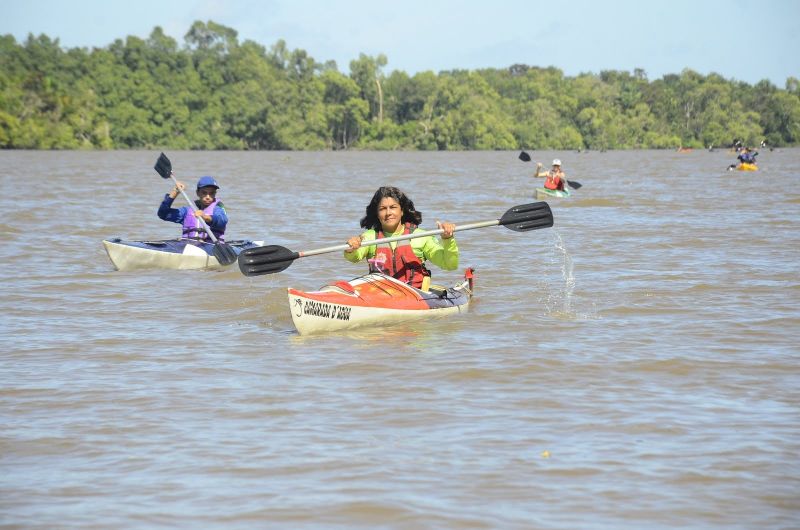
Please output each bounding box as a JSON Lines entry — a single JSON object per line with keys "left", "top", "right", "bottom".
{"left": 157, "top": 194, "right": 187, "bottom": 224}
{"left": 344, "top": 230, "right": 376, "bottom": 263}
{"left": 205, "top": 202, "right": 228, "bottom": 231}
{"left": 418, "top": 225, "right": 459, "bottom": 271}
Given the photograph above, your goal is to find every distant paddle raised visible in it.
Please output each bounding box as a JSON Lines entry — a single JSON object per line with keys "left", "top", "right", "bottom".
{"left": 154, "top": 153, "right": 238, "bottom": 266}
{"left": 519, "top": 150, "right": 582, "bottom": 189}
{"left": 239, "top": 202, "right": 554, "bottom": 277}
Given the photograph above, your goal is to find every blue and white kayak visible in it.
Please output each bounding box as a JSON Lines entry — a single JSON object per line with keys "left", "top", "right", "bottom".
{"left": 102, "top": 238, "right": 262, "bottom": 271}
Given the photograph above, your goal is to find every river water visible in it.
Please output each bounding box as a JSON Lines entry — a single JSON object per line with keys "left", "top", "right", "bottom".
{"left": 1, "top": 149, "right": 798, "bottom": 529}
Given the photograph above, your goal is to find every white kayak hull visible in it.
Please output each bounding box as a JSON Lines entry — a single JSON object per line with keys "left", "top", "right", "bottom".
{"left": 102, "top": 238, "right": 262, "bottom": 271}
{"left": 287, "top": 272, "right": 473, "bottom": 335}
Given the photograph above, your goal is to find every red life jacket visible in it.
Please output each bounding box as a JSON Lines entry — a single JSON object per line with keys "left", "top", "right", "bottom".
{"left": 544, "top": 170, "right": 564, "bottom": 191}
{"left": 373, "top": 223, "right": 431, "bottom": 289}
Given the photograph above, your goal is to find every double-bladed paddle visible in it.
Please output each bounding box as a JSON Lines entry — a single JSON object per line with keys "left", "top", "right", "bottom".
{"left": 154, "top": 153, "right": 238, "bottom": 266}
{"left": 519, "top": 150, "right": 582, "bottom": 189}
{"left": 238, "top": 201, "right": 554, "bottom": 277}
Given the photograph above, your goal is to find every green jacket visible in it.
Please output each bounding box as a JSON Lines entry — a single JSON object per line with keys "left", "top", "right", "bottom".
{"left": 344, "top": 227, "right": 459, "bottom": 271}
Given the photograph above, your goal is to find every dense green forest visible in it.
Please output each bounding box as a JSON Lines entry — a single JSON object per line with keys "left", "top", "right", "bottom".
{"left": 1, "top": 21, "right": 798, "bottom": 150}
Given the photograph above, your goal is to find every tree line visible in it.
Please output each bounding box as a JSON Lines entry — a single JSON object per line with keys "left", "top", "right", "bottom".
{"left": 1, "top": 21, "right": 798, "bottom": 150}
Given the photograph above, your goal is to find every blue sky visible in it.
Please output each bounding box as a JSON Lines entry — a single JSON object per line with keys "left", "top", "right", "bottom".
{"left": 3, "top": 0, "right": 798, "bottom": 86}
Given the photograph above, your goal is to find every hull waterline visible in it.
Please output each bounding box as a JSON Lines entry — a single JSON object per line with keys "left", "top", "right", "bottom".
{"left": 535, "top": 187, "right": 570, "bottom": 200}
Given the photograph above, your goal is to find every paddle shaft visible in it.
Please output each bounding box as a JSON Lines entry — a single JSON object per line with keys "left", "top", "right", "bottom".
{"left": 169, "top": 174, "right": 220, "bottom": 244}
{"left": 238, "top": 201, "right": 552, "bottom": 276}
{"left": 299, "top": 220, "right": 502, "bottom": 259}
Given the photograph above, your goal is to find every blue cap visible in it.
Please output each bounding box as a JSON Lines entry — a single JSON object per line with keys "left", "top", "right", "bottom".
{"left": 196, "top": 176, "right": 219, "bottom": 189}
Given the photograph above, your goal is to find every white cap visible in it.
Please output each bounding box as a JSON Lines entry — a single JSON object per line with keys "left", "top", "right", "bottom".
{"left": 552, "top": 159, "right": 561, "bottom": 166}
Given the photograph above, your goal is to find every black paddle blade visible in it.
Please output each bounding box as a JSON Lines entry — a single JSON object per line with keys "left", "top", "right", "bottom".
{"left": 213, "top": 242, "right": 238, "bottom": 266}
{"left": 518, "top": 151, "right": 532, "bottom": 162}
{"left": 499, "top": 202, "right": 554, "bottom": 232}
{"left": 567, "top": 180, "right": 582, "bottom": 190}
{"left": 154, "top": 152, "right": 172, "bottom": 179}
{"left": 238, "top": 245, "right": 299, "bottom": 276}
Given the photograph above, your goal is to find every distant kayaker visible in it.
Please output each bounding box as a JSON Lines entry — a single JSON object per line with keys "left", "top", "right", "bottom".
{"left": 157, "top": 176, "right": 228, "bottom": 241}
{"left": 737, "top": 148, "right": 758, "bottom": 165}
{"left": 344, "top": 186, "right": 458, "bottom": 291}
{"left": 535, "top": 159, "right": 567, "bottom": 191}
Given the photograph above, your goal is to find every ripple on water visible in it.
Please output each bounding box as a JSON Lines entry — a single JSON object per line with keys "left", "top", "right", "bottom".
{"left": 2, "top": 149, "right": 799, "bottom": 529}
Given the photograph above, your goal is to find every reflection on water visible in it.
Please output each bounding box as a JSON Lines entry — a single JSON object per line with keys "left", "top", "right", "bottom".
{"left": 1, "top": 149, "right": 799, "bottom": 529}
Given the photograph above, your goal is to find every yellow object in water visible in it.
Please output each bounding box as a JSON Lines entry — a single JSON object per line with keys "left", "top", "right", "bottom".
{"left": 737, "top": 162, "right": 758, "bottom": 171}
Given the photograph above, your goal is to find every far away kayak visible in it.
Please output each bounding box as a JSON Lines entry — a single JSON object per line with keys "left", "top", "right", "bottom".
{"left": 535, "top": 187, "right": 571, "bottom": 200}
{"left": 103, "top": 238, "right": 262, "bottom": 271}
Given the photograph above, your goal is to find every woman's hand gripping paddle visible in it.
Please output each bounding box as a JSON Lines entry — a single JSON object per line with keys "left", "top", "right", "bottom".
{"left": 154, "top": 153, "right": 238, "bottom": 266}
{"left": 238, "top": 201, "right": 554, "bottom": 277}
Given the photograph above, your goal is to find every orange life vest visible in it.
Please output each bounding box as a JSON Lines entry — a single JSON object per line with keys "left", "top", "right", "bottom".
{"left": 544, "top": 170, "right": 564, "bottom": 191}
{"left": 373, "top": 223, "right": 431, "bottom": 289}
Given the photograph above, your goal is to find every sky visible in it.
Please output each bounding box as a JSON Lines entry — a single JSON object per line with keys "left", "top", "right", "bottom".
{"left": 3, "top": 0, "right": 798, "bottom": 86}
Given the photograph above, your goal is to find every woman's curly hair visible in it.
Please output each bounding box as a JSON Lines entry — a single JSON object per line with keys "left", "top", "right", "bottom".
{"left": 360, "top": 186, "right": 423, "bottom": 231}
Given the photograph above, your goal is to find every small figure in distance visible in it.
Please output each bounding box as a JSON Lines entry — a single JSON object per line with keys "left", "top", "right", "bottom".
{"left": 536, "top": 159, "right": 567, "bottom": 191}
{"left": 738, "top": 147, "right": 758, "bottom": 165}
{"left": 728, "top": 147, "right": 759, "bottom": 171}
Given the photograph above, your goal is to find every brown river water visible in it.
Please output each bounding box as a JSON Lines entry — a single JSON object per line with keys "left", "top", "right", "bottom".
{"left": 1, "top": 149, "right": 798, "bottom": 529}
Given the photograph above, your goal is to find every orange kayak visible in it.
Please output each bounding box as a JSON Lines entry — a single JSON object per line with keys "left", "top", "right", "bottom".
{"left": 287, "top": 270, "right": 474, "bottom": 335}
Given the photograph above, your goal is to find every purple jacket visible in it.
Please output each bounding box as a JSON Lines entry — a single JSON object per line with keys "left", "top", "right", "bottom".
{"left": 157, "top": 194, "right": 228, "bottom": 241}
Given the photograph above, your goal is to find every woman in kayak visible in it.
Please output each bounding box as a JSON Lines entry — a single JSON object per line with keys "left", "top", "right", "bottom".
{"left": 344, "top": 186, "right": 458, "bottom": 290}
{"left": 535, "top": 159, "right": 567, "bottom": 191}
{"left": 157, "top": 176, "right": 228, "bottom": 241}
